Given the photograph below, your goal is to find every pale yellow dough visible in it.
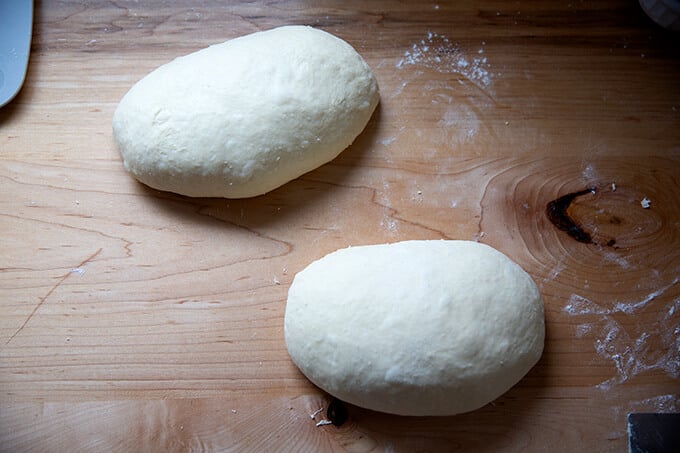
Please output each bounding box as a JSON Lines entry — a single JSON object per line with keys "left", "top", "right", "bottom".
{"left": 112, "top": 26, "right": 379, "bottom": 198}
{"left": 284, "top": 240, "right": 545, "bottom": 416}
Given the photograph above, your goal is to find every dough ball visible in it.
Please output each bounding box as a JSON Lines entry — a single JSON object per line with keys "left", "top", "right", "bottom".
{"left": 112, "top": 26, "right": 379, "bottom": 198}
{"left": 284, "top": 240, "right": 545, "bottom": 416}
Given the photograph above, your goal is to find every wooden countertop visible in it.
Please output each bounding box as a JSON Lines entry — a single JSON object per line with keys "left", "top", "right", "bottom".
{"left": 2, "top": 0, "right": 679, "bottom": 451}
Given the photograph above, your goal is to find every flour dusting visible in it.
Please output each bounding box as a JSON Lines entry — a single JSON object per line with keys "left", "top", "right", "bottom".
{"left": 396, "top": 32, "right": 493, "bottom": 90}
{"left": 565, "top": 291, "right": 680, "bottom": 390}
{"left": 441, "top": 105, "right": 480, "bottom": 140}
{"left": 378, "top": 179, "right": 398, "bottom": 234}
{"left": 630, "top": 394, "right": 680, "bottom": 413}
{"left": 565, "top": 280, "right": 678, "bottom": 316}
{"left": 378, "top": 136, "right": 397, "bottom": 146}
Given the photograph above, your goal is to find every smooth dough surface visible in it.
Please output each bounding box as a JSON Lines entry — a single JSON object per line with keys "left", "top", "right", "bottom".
{"left": 112, "top": 26, "right": 379, "bottom": 198}
{"left": 284, "top": 240, "right": 545, "bottom": 416}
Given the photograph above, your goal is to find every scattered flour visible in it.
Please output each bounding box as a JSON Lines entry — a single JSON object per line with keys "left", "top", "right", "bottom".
{"left": 628, "top": 394, "right": 680, "bottom": 413}
{"left": 378, "top": 136, "right": 397, "bottom": 146}
{"left": 380, "top": 217, "right": 398, "bottom": 233}
{"left": 396, "top": 32, "right": 493, "bottom": 90}
{"left": 374, "top": 126, "right": 404, "bottom": 151}
{"left": 564, "top": 287, "right": 680, "bottom": 390}
{"left": 581, "top": 162, "right": 601, "bottom": 184}
{"left": 378, "top": 179, "right": 399, "bottom": 234}
{"left": 441, "top": 104, "right": 480, "bottom": 141}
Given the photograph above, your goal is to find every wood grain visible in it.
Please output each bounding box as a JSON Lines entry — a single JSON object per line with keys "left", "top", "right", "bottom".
{"left": 1, "top": 0, "right": 679, "bottom": 451}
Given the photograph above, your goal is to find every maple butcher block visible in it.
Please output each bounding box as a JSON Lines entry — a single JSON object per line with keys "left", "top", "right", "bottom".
{"left": 1, "top": 1, "right": 679, "bottom": 451}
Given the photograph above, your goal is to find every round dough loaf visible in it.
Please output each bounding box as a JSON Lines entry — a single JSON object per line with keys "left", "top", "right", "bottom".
{"left": 112, "top": 26, "right": 379, "bottom": 198}
{"left": 284, "top": 240, "right": 545, "bottom": 416}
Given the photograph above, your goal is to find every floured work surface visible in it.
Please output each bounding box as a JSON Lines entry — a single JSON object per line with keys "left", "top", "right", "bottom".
{"left": 1, "top": 1, "right": 679, "bottom": 451}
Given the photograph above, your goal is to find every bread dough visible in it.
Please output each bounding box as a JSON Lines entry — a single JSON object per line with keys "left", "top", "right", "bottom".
{"left": 112, "top": 26, "right": 379, "bottom": 198}
{"left": 284, "top": 240, "right": 545, "bottom": 416}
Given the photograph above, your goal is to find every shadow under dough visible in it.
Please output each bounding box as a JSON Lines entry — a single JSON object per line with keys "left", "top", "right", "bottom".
{"left": 136, "top": 102, "right": 384, "bottom": 230}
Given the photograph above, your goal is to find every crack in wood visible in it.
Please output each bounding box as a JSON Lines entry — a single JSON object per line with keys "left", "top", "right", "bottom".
{"left": 4, "top": 248, "right": 103, "bottom": 346}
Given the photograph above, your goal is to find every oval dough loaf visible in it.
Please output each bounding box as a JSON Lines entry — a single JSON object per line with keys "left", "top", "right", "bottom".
{"left": 112, "top": 26, "right": 379, "bottom": 198}
{"left": 284, "top": 240, "right": 545, "bottom": 416}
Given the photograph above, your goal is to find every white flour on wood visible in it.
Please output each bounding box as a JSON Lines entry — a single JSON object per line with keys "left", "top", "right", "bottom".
{"left": 396, "top": 31, "right": 494, "bottom": 92}
{"left": 564, "top": 284, "right": 680, "bottom": 390}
